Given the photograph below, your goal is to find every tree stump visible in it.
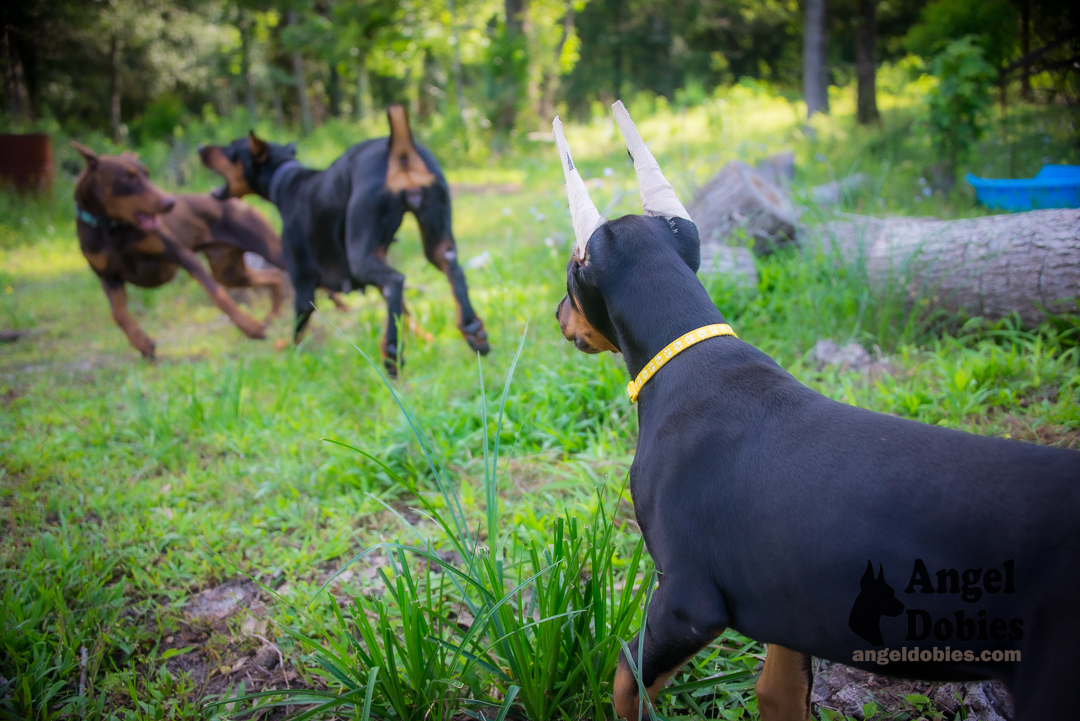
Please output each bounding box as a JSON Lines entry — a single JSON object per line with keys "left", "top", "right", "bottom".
{"left": 697, "top": 245, "right": 758, "bottom": 290}
{"left": 810, "top": 209, "right": 1080, "bottom": 326}
{"left": 809, "top": 173, "right": 871, "bottom": 208}
{"left": 755, "top": 152, "right": 795, "bottom": 189}
{"left": 688, "top": 161, "right": 798, "bottom": 255}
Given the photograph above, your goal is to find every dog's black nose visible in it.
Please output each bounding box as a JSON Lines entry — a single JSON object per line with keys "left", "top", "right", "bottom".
{"left": 161, "top": 196, "right": 176, "bottom": 212}
{"left": 555, "top": 297, "right": 564, "bottom": 322}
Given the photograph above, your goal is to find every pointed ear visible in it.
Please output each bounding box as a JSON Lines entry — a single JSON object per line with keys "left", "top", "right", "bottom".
{"left": 70, "top": 140, "right": 99, "bottom": 169}
{"left": 877, "top": 564, "right": 886, "bottom": 582}
{"left": 248, "top": 131, "right": 269, "bottom": 163}
{"left": 861, "top": 560, "right": 875, "bottom": 589}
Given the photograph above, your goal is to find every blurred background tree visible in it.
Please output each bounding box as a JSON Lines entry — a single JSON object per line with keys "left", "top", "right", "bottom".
{"left": 0, "top": 0, "right": 1075, "bottom": 151}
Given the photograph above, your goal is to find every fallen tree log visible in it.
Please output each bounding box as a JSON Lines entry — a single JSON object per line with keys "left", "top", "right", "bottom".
{"left": 688, "top": 161, "right": 798, "bottom": 255}
{"left": 811, "top": 209, "right": 1080, "bottom": 326}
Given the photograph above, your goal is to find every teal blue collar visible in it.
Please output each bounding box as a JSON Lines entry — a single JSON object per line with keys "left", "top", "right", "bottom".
{"left": 75, "top": 203, "right": 124, "bottom": 229}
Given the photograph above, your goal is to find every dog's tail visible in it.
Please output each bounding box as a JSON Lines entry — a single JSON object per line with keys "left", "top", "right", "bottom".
{"left": 386, "top": 105, "right": 435, "bottom": 193}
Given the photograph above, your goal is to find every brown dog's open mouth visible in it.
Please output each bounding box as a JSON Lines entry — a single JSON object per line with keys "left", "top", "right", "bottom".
{"left": 134, "top": 212, "right": 161, "bottom": 231}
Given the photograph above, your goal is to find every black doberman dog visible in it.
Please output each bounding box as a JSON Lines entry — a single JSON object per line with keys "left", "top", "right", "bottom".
{"left": 72, "top": 142, "right": 286, "bottom": 358}
{"left": 553, "top": 103, "right": 1080, "bottom": 721}
{"left": 198, "top": 106, "right": 490, "bottom": 376}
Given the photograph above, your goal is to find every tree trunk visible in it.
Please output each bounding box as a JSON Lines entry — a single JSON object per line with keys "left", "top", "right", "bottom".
{"left": 355, "top": 63, "right": 369, "bottom": 121}
{"left": 239, "top": 13, "right": 257, "bottom": 120}
{"left": 1019, "top": 0, "right": 1031, "bottom": 100}
{"left": 855, "top": 0, "right": 879, "bottom": 125}
{"left": 447, "top": 0, "right": 466, "bottom": 123}
{"left": 288, "top": 11, "right": 313, "bottom": 135}
{"left": 271, "top": 84, "right": 284, "bottom": 127}
{"left": 687, "top": 161, "right": 799, "bottom": 255}
{"left": 2, "top": 18, "right": 28, "bottom": 124}
{"left": 505, "top": 0, "right": 524, "bottom": 35}
{"left": 539, "top": 5, "right": 574, "bottom": 122}
{"left": 815, "top": 210, "right": 1080, "bottom": 326}
{"left": 328, "top": 63, "right": 342, "bottom": 118}
{"left": 494, "top": 0, "right": 526, "bottom": 132}
{"left": 803, "top": 0, "right": 829, "bottom": 117}
{"left": 109, "top": 34, "right": 122, "bottom": 141}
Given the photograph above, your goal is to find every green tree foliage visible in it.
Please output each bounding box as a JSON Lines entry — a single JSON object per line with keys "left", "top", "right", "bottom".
{"left": 904, "top": 0, "right": 1018, "bottom": 69}
{"left": 923, "top": 35, "right": 995, "bottom": 176}
{"left": 2, "top": 0, "right": 1072, "bottom": 142}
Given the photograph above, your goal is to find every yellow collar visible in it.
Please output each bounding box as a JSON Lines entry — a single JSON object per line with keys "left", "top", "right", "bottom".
{"left": 626, "top": 323, "right": 738, "bottom": 403}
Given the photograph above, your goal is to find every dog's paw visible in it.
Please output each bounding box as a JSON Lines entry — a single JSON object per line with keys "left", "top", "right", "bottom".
{"left": 240, "top": 318, "right": 267, "bottom": 339}
{"left": 382, "top": 343, "right": 404, "bottom": 378}
{"left": 460, "top": 317, "right": 490, "bottom": 355}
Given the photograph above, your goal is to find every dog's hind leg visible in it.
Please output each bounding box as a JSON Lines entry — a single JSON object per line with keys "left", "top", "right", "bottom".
{"left": 756, "top": 645, "right": 812, "bottom": 721}
{"left": 613, "top": 579, "right": 727, "bottom": 721}
{"left": 101, "top": 277, "right": 156, "bottom": 358}
{"left": 162, "top": 236, "right": 265, "bottom": 339}
{"left": 204, "top": 245, "right": 286, "bottom": 325}
{"left": 325, "top": 290, "right": 348, "bottom": 312}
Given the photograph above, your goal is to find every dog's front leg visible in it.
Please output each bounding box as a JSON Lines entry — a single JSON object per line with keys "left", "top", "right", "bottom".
{"left": 614, "top": 580, "right": 726, "bottom": 721}
{"left": 164, "top": 237, "right": 265, "bottom": 339}
{"left": 756, "top": 645, "right": 813, "bottom": 721}
{"left": 420, "top": 229, "right": 489, "bottom": 355}
{"left": 101, "top": 277, "right": 156, "bottom": 358}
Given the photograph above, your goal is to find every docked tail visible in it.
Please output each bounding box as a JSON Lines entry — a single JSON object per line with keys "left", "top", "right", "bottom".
{"left": 386, "top": 105, "right": 435, "bottom": 195}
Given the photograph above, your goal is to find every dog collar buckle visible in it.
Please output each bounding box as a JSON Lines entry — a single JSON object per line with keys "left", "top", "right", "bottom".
{"left": 627, "top": 323, "right": 737, "bottom": 403}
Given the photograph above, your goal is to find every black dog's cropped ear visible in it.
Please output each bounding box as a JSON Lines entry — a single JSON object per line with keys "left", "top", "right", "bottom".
{"left": 668, "top": 216, "right": 701, "bottom": 273}
{"left": 248, "top": 131, "right": 270, "bottom": 164}
{"left": 70, "top": 140, "right": 99, "bottom": 169}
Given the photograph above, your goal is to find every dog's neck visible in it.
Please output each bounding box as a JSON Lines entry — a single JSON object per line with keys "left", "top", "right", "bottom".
{"left": 604, "top": 257, "right": 726, "bottom": 380}
{"left": 73, "top": 176, "right": 110, "bottom": 220}
{"left": 266, "top": 159, "right": 304, "bottom": 206}
{"left": 73, "top": 178, "right": 131, "bottom": 231}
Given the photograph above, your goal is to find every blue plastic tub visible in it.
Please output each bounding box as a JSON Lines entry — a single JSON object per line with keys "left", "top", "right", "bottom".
{"left": 966, "top": 164, "right": 1080, "bottom": 211}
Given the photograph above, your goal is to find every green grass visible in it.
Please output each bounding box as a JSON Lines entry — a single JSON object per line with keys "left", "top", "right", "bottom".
{"left": 1, "top": 84, "right": 1078, "bottom": 719}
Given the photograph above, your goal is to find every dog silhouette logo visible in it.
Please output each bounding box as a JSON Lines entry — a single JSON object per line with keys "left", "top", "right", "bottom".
{"left": 849, "top": 560, "right": 905, "bottom": 646}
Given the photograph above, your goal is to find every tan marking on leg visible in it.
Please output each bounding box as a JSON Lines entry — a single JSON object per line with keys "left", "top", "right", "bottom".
{"left": 613, "top": 649, "right": 702, "bottom": 721}
{"left": 756, "top": 645, "right": 812, "bottom": 721}
{"left": 248, "top": 268, "right": 285, "bottom": 323}
{"left": 326, "top": 290, "right": 349, "bottom": 312}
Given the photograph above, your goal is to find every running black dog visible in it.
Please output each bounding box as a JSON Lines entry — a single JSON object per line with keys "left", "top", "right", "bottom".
{"left": 199, "top": 106, "right": 489, "bottom": 375}
{"left": 553, "top": 102, "right": 1080, "bottom": 721}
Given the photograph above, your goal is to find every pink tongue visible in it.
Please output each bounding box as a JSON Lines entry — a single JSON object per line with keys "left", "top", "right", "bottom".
{"left": 136, "top": 213, "right": 159, "bottom": 231}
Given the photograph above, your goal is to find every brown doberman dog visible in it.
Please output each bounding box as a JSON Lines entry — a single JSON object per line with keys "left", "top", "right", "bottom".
{"left": 72, "top": 141, "right": 291, "bottom": 358}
